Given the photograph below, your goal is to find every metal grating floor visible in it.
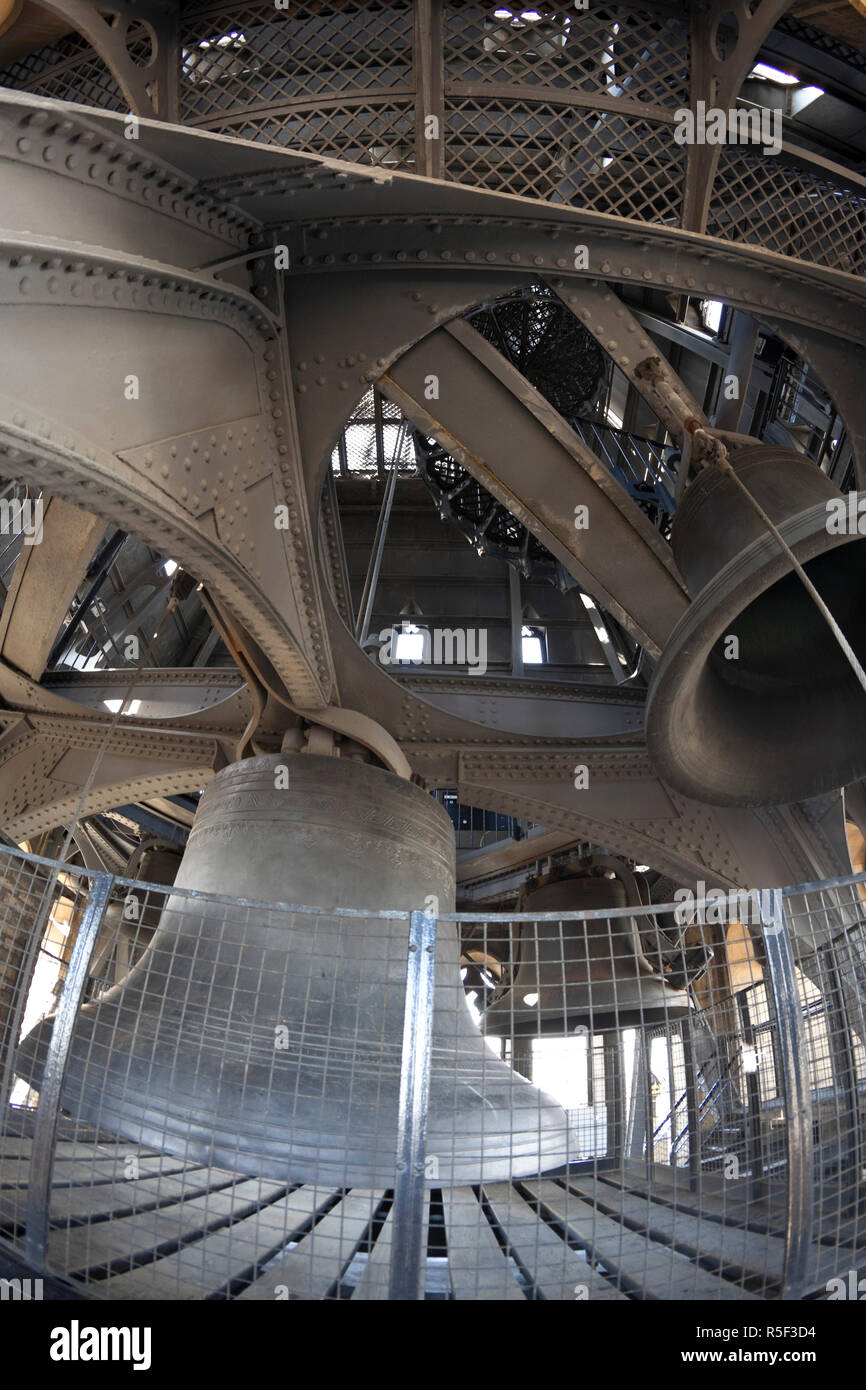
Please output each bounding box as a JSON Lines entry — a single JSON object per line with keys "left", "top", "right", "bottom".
{"left": 3, "top": 1118, "right": 860, "bottom": 1300}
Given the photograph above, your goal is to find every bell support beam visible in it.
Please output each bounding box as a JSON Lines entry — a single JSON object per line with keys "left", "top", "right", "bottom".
{"left": 395, "top": 674, "right": 645, "bottom": 740}
{"left": 0, "top": 717, "right": 222, "bottom": 843}
{"left": 454, "top": 764, "right": 852, "bottom": 906}
{"left": 552, "top": 279, "right": 709, "bottom": 441}
{"left": 0, "top": 658, "right": 647, "bottom": 744}
{"left": 380, "top": 319, "right": 687, "bottom": 656}
{"left": 18, "top": 667, "right": 249, "bottom": 726}
{"left": 0, "top": 95, "right": 337, "bottom": 708}
{"left": 0, "top": 703, "right": 850, "bottom": 914}
{"left": 0, "top": 93, "right": 860, "bottom": 903}
{"left": 0, "top": 412, "right": 333, "bottom": 709}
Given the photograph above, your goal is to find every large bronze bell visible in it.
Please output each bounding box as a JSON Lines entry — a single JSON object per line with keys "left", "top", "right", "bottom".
{"left": 481, "top": 861, "right": 692, "bottom": 1035}
{"left": 646, "top": 445, "right": 866, "bottom": 806}
{"left": 17, "top": 755, "right": 571, "bottom": 1186}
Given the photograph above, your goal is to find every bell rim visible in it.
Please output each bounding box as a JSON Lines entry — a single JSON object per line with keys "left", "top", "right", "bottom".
{"left": 646, "top": 500, "right": 866, "bottom": 807}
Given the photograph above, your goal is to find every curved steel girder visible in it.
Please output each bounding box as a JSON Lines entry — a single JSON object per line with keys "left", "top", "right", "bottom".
{"left": 0, "top": 99, "right": 257, "bottom": 265}
{"left": 0, "top": 96, "right": 334, "bottom": 703}
{"left": 0, "top": 721, "right": 220, "bottom": 842}
{"left": 401, "top": 675, "right": 645, "bottom": 740}
{"left": 0, "top": 654, "right": 645, "bottom": 746}
{"left": 23, "top": 0, "right": 175, "bottom": 118}
{"left": 9, "top": 93, "right": 864, "bottom": 526}
{"left": 454, "top": 768, "right": 852, "bottom": 898}
{"left": 320, "top": 583, "right": 649, "bottom": 753}
{"left": 23, "top": 91, "right": 863, "bottom": 356}
{"left": 380, "top": 320, "right": 687, "bottom": 656}
{"left": 0, "top": 664, "right": 277, "bottom": 736}
{"left": 0, "top": 411, "right": 332, "bottom": 706}
{"left": 37, "top": 668, "right": 247, "bottom": 724}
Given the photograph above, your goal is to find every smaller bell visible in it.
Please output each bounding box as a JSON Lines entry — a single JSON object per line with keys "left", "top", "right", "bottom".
{"left": 481, "top": 862, "right": 692, "bottom": 1035}
{"left": 647, "top": 445, "right": 866, "bottom": 806}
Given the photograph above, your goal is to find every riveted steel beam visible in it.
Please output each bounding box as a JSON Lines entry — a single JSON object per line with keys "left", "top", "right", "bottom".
{"left": 0, "top": 720, "right": 221, "bottom": 842}
{"left": 0, "top": 91, "right": 858, "bottom": 899}
{"left": 0, "top": 95, "right": 337, "bottom": 708}
{"left": 549, "top": 279, "right": 709, "bottom": 440}
{"left": 379, "top": 321, "right": 688, "bottom": 655}
{"left": 454, "top": 770, "right": 851, "bottom": 901}
{"left": 0, "top": 415, "right": 331, "bottom": 707}
{"left": 400, "top": 674, "right": 645, "bottom": 740}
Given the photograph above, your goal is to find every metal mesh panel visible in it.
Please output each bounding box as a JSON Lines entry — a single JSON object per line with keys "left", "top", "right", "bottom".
{"left": 0, "top": 855, "right": 425, "bottom": 1299}
{"left": 215, "top": 100, "right": 416, "bottom": 168}
{"left": 442, "top": 3, "right": 689, "bottom": 107}
{"left": 442, "top": 100, "right": 684, "bottom": 220}
{"left": 0, "top": 33, "right": 126, "bottom": 112}
{"left": 330, "top": 387, "right": 417, "bottom": 476}
{"left": 0, "top": 855, "right": 94, "bottom": 1241}
{"left": 451, "top": 898, "right": 786, "bottom": 1300}
{"left": 707, "top": 148, "right": 866, "bottom": 276}
{"left": 782, "top": 880, "right": 866, "bottom": 1293}
{"left": 179, "top": 1, "right": 414, "bottom": 122}
{"left": 2, "top": 844, "right": 866, "bottom": 1300}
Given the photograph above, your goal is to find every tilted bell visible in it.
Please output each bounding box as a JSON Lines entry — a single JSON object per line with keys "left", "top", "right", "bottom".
{"left": 481, "top": 861, "right": 692, "bottom": 1035}
{"left": 646, "top": 445, "right": 866, "bottom": 806}
{"left": 17, "top": 754, "right": 571, "bottom": 1186}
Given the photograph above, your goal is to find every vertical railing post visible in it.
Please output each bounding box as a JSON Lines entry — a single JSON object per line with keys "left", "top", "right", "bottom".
{"left": 681, "top": 1021, "right": 702, "bottom": 1193}
{"left": 821, "top": 950, "right": 862, "bottom": 1218}
{"left": 760, "top": 888, "right": 813, "bottom": 1300}
{"left": 389, "top": 909, "right": 437, "bottom": 1301}
{"left": 737, "top": 991, "right": 765, "bottom": 1203}
{"left": 25, "top": 872, "right": 113, "bottom": 1269}
{"left": 603, "top": 1034, "right": 625, "bottom": 1172}
{"left": 0, "top": 870, "right": 58, "bottom": 1116}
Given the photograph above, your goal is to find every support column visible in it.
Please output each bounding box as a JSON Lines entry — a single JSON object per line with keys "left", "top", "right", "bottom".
{"left": 603, "top": 1033, "right": 625, "bottom": 1170}
{"left": 508, "top": 567, "right": 524, "bottom": 679}
{"left": 715, "top": 312, "right": 759, "bottom": 433}
{"left": 414, "top": 0, "right": 444, "bottom": 179}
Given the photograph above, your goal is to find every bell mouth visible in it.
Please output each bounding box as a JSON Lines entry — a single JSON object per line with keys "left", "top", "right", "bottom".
{"left": 647, "top": 506, "right": 866, "bottom": 807}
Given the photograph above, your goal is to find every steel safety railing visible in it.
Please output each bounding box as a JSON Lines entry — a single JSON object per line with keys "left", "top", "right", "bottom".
{"left": 1, "top": 843, "right": 865, "bottom": 1300}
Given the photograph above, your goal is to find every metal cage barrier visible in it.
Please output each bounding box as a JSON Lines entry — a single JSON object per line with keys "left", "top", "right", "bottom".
{"left": 1, "top": 842, "right": 865, "bottom": 1301}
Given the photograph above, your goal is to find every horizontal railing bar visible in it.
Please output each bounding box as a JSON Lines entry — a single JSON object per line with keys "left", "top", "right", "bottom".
{"left": 2, "top": 842, "right": 865, "bottom": 924}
